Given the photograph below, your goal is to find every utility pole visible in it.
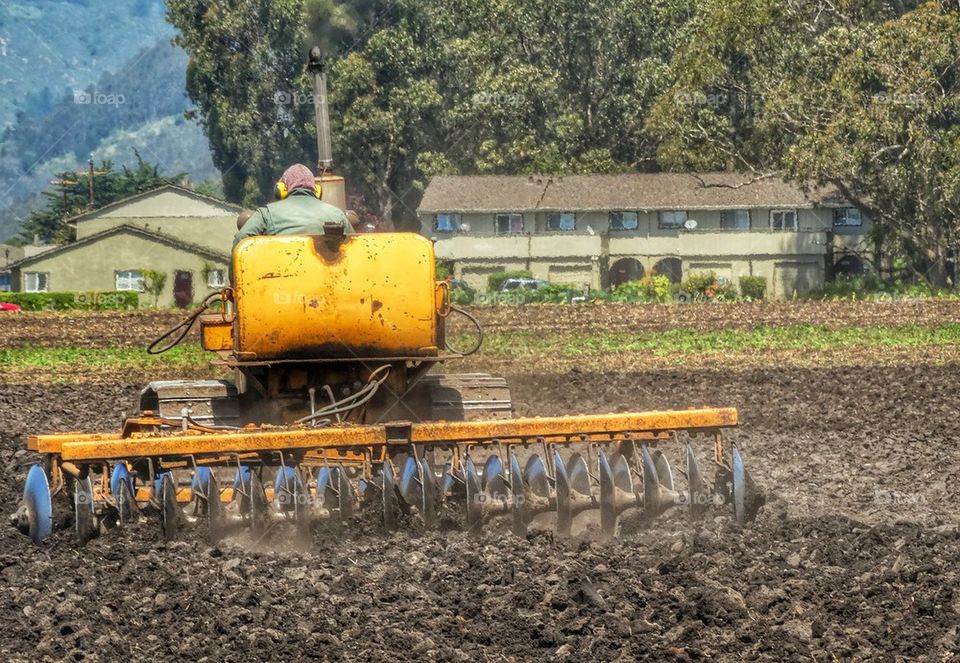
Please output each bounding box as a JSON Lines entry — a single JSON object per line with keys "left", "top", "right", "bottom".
{"left": 88, "top": 156, "right": 95, "bottom": 206}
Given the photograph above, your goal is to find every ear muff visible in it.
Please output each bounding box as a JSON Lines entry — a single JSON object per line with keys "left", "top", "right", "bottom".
{"left": 274, "top": 181, "right": 323, "bottom": 200}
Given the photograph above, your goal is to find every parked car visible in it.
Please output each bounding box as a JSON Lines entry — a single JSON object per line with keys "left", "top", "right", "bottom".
{"left": 498, "top": 277, "right": 547, "bottom": 292}
{"left": 0, "top": 302, "right": 22, "bottom": 311}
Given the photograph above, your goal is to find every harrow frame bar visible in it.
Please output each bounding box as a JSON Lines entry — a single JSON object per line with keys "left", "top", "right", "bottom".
{"left": 29, "top": 408, "right": 737, "bottom": 463}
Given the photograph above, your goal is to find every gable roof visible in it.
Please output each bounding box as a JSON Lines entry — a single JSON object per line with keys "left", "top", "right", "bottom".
{"left": 66, "top": 184, "right": 242, "bottom": 225}
{"left": 6, "top": 223, "right": 230, "bottom": 270}
{"left": 418, "top": 173, "right": 848, "bottom": 213}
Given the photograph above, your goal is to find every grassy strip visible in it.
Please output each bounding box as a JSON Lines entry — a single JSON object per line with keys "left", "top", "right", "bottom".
{"left": 464, "top": 323, "right": 960, "bottom": 358}
{"left": 2, "top": 323, "right": 960, "bottom": 370}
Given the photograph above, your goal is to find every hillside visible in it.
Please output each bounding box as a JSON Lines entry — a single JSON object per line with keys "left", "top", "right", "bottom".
{"left": 0, "top": 2, "right": 219, "bottom": 241}
{"left": 0, "top": 0, "right": 174, "bottom": 129}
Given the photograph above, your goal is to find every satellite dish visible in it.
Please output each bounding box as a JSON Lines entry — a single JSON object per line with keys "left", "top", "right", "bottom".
{"left": 460, "top": 222, "right": 471, "bottom": 233}
{"left": 683, "top": 218, "right": 698, "bottom": 231}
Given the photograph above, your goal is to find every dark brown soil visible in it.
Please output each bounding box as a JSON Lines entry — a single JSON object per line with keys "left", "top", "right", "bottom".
{"left": 1, "top": 362, "right": 959, "bottom": 660}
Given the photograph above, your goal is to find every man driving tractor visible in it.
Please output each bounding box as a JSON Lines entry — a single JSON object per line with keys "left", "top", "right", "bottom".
{"left": 233, "top": 164, "right": 353, "bottom": 249}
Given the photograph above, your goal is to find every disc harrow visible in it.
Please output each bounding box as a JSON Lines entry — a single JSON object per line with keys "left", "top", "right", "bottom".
{"left": 12, "top": 408, "right": 763, "bottom": 545}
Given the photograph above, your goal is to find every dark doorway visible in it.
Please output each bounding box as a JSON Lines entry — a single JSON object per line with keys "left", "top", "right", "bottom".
{"left": 174, "top": 271, "right": 193, "bottom": 309}
{"left": 834, "top": 254, "right": 865, "bottom": 277}
{"left": 653, "top": 257, "right": 683, "bottom": 283}
{"left": 609, "top": 257, "right": 644, "bottom": 288}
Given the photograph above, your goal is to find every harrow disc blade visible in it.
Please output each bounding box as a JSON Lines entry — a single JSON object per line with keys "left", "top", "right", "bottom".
{"left": 523, "top": 454, "right": 550, "bottom": 498}
{"left": 611, "top": 453, "right": 634, "bottom": 494}
{"left": 730, "top": 446, "right": 767, "bottom": 525}
{"left": 382, "top": 461, "right": 399, "bottom": 531}
{"left": 248, "top": 473, "right": 267, "bottom": 534}
{"left": 464, "top": 457, "right": 482, "bottom": 533}
{"left": 22, "top": 464, "right": 53, "bottom": 545}
{"left": 509, "top": 451, "right": 527, "bottom": 537}
{"left": 325, "top": 465, "right": 355, "bottom": 523}
{"left": 112, "top": 464, "right": 138, "bottom": 524}
{"left": 483, "top": 455, "right": 508, "bottom": 503}
{"left": 566, "top": 453, "right": 591, "bottom": 497}
{"left": 399, "top": 455, "right": 419, "bottom": 508}
{"left": 641, "top": 446, "right": 665, "bottom": 517}
{"left": 554, "top": 449, "right": 572, "bottom": 536}
{"left": 440, "top": 461, "right": 457, "bottom": 496}
{"left": 274, "top": 466, "right": 304, "bottom": 514}
{"left": 74, "top": 475, "right": 96, "bottom": 545}
{"left": 686, "top": 444, "right": 707, "bottom": 519}
{"left": 315, "top": 467, "right": 331, "bottom": 508}
{"left": 200, "top": 469, "right": 223, "bottom": 542}
{"left": 158, "top": 472, "right": 178, "bottom": 541}
{"left": 598, "top": 450, "right": 617, "bottom": 540}
{"left": 419, "top": 457, "right": 437, "bottom": 527}
{"left": 652, "top": 450, "right": 674, "bottom": 490}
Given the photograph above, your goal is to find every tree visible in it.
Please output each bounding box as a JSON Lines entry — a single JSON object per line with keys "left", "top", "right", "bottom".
{"left": 17, "top": 153, "right": 184, "bottom": 244}
{"left": 141, "top": 269, "right": 168, "bottom": 307}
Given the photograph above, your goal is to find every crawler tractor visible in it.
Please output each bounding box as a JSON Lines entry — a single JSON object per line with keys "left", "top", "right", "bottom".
{"left": 12, "top": 50, "right": 763, "bottom": 547}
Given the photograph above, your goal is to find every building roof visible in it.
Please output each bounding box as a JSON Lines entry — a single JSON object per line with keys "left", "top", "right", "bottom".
{"left": 418, "top": 173, "right": 848, "bottom": 213}
{"left": 6, "top": 224, "right": 230, "bottom": 270}
{"left": 66, "top": 184, "right": 242, "bottom": 225}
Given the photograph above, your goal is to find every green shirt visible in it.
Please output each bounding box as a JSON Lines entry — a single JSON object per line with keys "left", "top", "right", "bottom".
{"left": 233, "top": 189, "right": 354, "bottom": 250}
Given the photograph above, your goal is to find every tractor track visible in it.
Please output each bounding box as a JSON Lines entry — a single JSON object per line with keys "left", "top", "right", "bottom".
{"left": 0, "top": 362, "right": 958, "bottom": 660}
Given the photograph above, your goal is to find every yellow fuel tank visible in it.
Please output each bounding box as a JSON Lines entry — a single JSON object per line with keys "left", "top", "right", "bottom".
{"left": 232, "top": 233, "right": 444, "bottom": 360}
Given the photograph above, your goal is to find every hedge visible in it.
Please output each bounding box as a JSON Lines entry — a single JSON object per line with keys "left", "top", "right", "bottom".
{"left": 0, "top": 291, "right": 140, "bottom": 311}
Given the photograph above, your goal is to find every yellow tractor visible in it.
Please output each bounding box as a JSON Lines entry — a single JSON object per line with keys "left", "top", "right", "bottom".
{"left": 12, "top": 51, "right": 763, "bottom": 546}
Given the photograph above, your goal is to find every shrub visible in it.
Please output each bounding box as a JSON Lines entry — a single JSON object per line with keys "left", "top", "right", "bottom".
{"left": 487, "top": 270, "right": 533, "bottom": 292}
{"left": 525, "top": 283, "right": 582, "bottom": 303}
{"left": 610, "top": 274, "right": 672, "bottom": 303}
{"left": 682, "top": 272, "right": 716, "bottom": 299}
{"left": 450, "top": 287, "right": 474, "bottom": 306}
{"left": 0, "top": 291, "right": 139, "bottom": 311}
{"left": 739, "top": 275, "right": 767, "bottom": 300}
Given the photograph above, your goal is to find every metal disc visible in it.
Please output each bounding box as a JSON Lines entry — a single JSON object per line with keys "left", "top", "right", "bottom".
{"left": 566, "top": 453, "right": 591, "bottom": 497}
{"left": 598, "top": 450, "right": 617, "bottom": 540}
{"left": 324, "top": 465, "right": 354, "bottom": 523}
{"left": 382, "top": 461, "right": 399, "bottom": 531}
{"left": 74, "top": 475, "right": 96, "bottom": 545}
{"left": 732, "top": 446, "right": 746, "bottom": 525}
{"left": 111, "top": 464, "right": 137, "bottom": 523}
{"left": 293, "top": 467, "right": 312, "bottom": 541}
{"left": 315, "top": 467, "right": 331, "bottom": 508}
{"left": 158, "top": 472, "right": 178, "bottom": 541}
{"left": 419, "top": 458, "right": 436, "bottom": 527}
{"left": 640, "top": 446, "right": 662, "bottom": 517}
{"left": 483, "top": 455, "right": 508, "bottom": 503}
{"left": 554, "top": 449, "right": 572, "bottom": 537}
{"left": 205, "top": 471, "right": 223, "bottom": 543}
{"left": 523, "top": 454, "right": 550, "bottom": 498}
{"left": 611, "top": 453, "right": 634, "bottom": 494}
{"left": 440, "top": 461, "right": 457, "bottom": 496}
{"left": 686, "top": 443, "right": 707, "bottom": 519}
{"left": 22, "top": 464, "right": 53, "bottom": 545}
{"left": 509, "top": 451, "right": 527, "bottom": 536}
{"left": 399, "top": 455, "right": 420, "bottom": 508}
{"left": 248, "top": 473, "right": 267, "bottom": 534}
{"left": 273, "top": 466, "right": 303, "bottom": 514}
{"left": 464, "top": 457, "right": 482, "bottom": 533}
{"left": 233, "top": 466, "right": 252, "bottom": 513}
{"left": 652, "top": 450, "right": 674, "bottom": 490}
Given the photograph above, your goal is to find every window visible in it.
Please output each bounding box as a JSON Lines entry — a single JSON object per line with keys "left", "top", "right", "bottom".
{"left": 546, "top": 212, "right": 576, "bottom": 231}
{"left": 609, "top": 211, "right": 639, "bottom": 231}
{"left": 24, "top": 272, "right": 49, "bottom": 293}
{"left": 720, "top": 210, "right": 751, "bottom": 231}
{"left": 0, "top": 272, "right": 10, "bottom": 292}
{"left": 433, "top": 213, "right": 461, "bottom": 232}
{"left": 833, "top": 208, "right": 862, "bottom": 228}
{"left": 495, "top": 213, "right": 524, "bottom": 234}
{"left": 116, "top": 270, "right": 145, "bottom": 292}
{"left": 770, "top": 209, "right": 798, "bottom": 232}
{"left": 658, "top": 210, "right": 688, "bottom": 230}
{"left": 207, "top": 269, "right": 226, "bottom": 288}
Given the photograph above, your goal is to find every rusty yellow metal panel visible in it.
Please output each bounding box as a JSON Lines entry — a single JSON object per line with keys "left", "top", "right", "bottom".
{"left": 200, "top": 317, "right": 233, "bottom": 352}
{"left": 233, "top": 233, "right": 440, "bottom": 360}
